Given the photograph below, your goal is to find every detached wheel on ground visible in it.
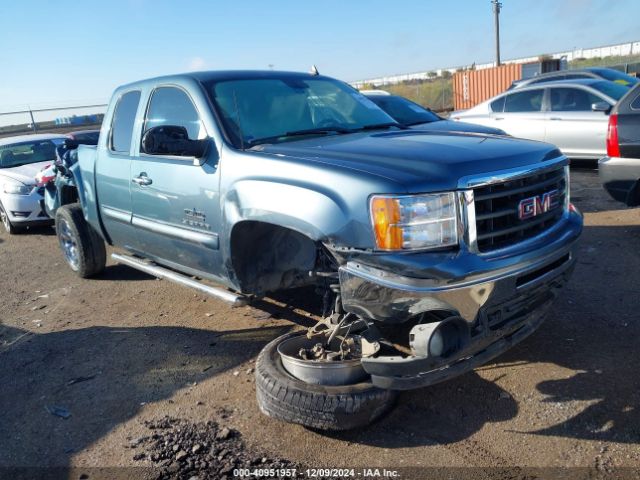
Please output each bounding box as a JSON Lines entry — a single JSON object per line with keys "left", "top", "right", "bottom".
{"left": 55, "top": 203, "right": 106, "bottom": 278}
{"left": 255, "top": 332, "right": 397, "bottom": 430}
{"left": 0, "top": 202, "right": 22, "bottom": 235}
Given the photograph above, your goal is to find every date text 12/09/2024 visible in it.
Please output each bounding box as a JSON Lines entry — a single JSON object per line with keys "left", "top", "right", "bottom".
{"left": 233, "top": 468, "right": 400, "bottom": 478}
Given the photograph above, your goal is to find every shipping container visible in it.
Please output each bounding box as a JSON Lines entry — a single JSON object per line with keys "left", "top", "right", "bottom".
{"left": 453, "top": 64, "right": 522, "bottom": 110}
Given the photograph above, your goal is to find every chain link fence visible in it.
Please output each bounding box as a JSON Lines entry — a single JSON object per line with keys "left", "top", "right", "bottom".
{"left": 0, "top": 104, "right": 107, "bottom": 139}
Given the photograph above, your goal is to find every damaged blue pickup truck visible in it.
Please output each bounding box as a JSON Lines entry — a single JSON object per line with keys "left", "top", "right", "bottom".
{"left": 46, "top": 70, "right": 582, "bottom": 430}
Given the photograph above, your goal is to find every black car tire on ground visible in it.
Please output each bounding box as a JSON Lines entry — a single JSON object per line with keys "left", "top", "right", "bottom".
{"left": 255, "top": 332, "right": 397, "bottom": 431}
{"left": 55, "top": 203, "right": 106, "bottom": 278}
{"left": 0, "top": 201, "right": 22, "bottom": 235}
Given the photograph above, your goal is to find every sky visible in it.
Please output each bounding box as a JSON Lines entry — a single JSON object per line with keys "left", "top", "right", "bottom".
{"left": 0, "top": 0, "right": 639, "bottom": 112}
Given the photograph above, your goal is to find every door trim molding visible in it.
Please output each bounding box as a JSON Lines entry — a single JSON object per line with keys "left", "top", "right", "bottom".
{"left": 132, "top": 216, "right": 219, "bottom": 250}
{"left": 101, "top": 206, "right": 132, "bottom": 224}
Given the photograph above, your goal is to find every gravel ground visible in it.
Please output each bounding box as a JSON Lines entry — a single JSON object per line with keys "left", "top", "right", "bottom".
{"left": 0, "top": 166, "right": 639, "bottom": 479}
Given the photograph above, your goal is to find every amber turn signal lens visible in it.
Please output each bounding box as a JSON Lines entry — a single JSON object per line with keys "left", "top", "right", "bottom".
{"left": 371, "top": 197, "right": 403, "bottom": 250}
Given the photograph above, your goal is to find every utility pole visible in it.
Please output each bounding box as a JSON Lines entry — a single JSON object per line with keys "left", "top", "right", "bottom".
{"left": 28, "top": 107, "right": 38, "bottom": 133}
{"left": 492, "top": 0, "right": 502, "bottom": 66}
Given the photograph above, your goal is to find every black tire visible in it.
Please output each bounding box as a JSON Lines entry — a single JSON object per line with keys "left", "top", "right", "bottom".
{"left": 0, "top": 201, "right": 21, "bottom": 235}
{"left": 255, "top": 332, "right": 397, "bottom": 430}
{"left": 55, "top": 203, "right": 106, "bottom": 278}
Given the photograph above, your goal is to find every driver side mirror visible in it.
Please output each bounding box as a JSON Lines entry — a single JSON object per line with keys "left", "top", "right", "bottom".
{"left": 591, "top": 101, "right": 611, "bottom": 113}
{"left": 141, "top": 125, "right": 208, "bottom": 159}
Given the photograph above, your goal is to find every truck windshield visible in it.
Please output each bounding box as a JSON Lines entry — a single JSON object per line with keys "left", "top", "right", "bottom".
{"left": 206, "top": 76, "right": 398, "bottom": 148}
{"left": 0, "top": 140, "right": 59, "bottom": 168}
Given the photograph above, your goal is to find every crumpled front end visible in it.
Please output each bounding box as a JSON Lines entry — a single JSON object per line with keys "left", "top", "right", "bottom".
{"left": 337, "top": 158, "right": 583, "bottom": 390}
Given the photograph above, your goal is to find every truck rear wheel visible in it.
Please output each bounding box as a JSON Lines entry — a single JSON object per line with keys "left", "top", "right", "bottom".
{"left": 55, "top": 204, "right": 106, "bottom": 278}
{"left": 255, "top": 332, "right": 397, "bottom": 430}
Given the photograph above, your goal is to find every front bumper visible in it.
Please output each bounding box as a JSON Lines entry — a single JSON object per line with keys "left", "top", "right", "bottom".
{"left": 0, "top": 188, "right": 52, "bottom": 225}
{"left": 338, "top": 209, "right": 582, "bottom": 390}
{"left": 599, "top": 156, "right": 640, "bottom": 207}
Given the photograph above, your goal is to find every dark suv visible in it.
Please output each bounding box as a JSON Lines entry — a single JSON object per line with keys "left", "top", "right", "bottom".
{"left": 599, "top": 82, "right": 640, "bottom": 206}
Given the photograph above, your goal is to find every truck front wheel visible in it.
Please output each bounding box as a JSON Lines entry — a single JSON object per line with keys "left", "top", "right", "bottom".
{"left": 255, "top": 332, "right": 397, "bottom": 430}
{"left": 55, "top": 204, "right": 106, "bottom": 278}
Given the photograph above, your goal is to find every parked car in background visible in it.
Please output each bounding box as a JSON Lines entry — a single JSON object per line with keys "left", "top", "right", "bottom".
{"left": 362, "top": 90, "right": 506, "bottom": 135}
{"left": 509, "top": 67, "right": 639, "bottom": 90}
{"left": 452, "top": 79, "right": 629, "bottom": 160}
{"left": 0, "top": 134, "right": 67, "bottom": 233}
{"left": 599, "top": 82, "right": 640, "bottom": 206}
{"left": 66, "top": 129, "right": 100, "bottom": 143}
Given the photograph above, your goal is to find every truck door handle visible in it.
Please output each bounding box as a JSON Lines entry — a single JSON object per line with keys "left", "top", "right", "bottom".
{"left": 549, "top": 117, "right": 562, "bottom": 121}
{"left": 132, "top": 173, "right": 153, "bottom": 186}
{"left": 494, "top": 117, "right": 504, "bottom": 121}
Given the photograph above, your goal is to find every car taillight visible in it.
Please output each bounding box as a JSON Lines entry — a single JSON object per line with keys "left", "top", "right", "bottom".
{"left": 606, "top": 113, "right": 620, "bottom": 157}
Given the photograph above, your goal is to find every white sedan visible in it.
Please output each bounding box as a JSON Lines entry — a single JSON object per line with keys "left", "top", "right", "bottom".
{"left": 0, "top": 133, "right": 67, "bottom": 234}
{"left": 452, "top": 79, "right": 629, "bottom": 161}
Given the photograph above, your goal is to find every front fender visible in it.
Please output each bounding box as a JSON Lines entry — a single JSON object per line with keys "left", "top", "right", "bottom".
{"left": 222, "top": 179, "right": 372, "bottom": 248}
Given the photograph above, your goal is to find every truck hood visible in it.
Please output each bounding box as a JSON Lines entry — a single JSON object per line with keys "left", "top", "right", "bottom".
{"left": 256, "top": 131, "right": 562, "bottom": 192}
{"left": 409, "top": 119, "right": 506, "bottom": 136}
{"left": 0, "top": 161, "right": 52, "bottom": 186}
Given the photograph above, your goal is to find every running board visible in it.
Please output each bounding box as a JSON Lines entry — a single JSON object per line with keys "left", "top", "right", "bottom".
{"left": 111, "top": 253, "right": 248, "bottom": 307}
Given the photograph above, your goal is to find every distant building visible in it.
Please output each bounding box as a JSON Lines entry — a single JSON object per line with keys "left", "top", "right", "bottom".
{"left": 351, "top": 40, "right": 640, "bottom": 88}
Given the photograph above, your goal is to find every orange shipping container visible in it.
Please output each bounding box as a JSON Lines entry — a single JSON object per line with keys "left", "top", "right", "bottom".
{"left": 453, "top": 64, "right": 522, "bottom": 110}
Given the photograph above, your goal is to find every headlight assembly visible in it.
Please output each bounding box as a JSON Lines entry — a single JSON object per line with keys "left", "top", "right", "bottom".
{"left": 370, "top": 192, "right": 458, "bottom": 251}
{"left": 3, "top": 183, "right": 33, "bottom": 195}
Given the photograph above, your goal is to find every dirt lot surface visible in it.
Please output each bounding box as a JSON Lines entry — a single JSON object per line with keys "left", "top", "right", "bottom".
{"left": 1, "top": 166, "right": 639, "bottom": 479}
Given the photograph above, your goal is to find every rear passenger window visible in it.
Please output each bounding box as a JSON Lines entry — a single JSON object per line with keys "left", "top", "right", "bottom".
{"left": 143, "top": 87, "right": 204, "bottom": 141}
{"left": 490, "top": 96, "right": 505, "bottom": 113}
{"left": 550, "top": 88, "right": 603, "bottom": 111}
{"left": 110, "top": 91, "right": 141, "bottom": 153}
{"left": 631, "top": 93, "right": 640, "bottom": 110}
{"left": 504, "top": 90, "right": 544, "bottom": 112}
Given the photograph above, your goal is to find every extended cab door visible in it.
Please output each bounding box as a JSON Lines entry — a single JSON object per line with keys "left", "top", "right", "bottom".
{"left": 95, "top": 90, "right": 141, "bottom": 249}
{"left": 544, "top": 86, "right": 610, "bottom": 159}
{"left": 493, "top": 88, "right": 546, "bottom": 141}
{"left": 130, "top": 85, "right": 223, "bottom": 276}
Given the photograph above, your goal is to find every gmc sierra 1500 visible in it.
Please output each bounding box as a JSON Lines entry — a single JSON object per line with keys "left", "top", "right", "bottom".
{"left": 46, "top": 70, "right": 582, "bottom": 430}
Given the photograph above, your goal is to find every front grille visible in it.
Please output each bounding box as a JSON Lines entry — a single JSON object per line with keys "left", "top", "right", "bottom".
{"left": 473, "top": 167, "right": 566, "bottom": 252}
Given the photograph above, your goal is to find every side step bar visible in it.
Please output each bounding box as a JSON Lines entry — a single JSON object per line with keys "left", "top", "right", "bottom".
{"left": 111, "top": 253, "right": 248, "bottom": 307}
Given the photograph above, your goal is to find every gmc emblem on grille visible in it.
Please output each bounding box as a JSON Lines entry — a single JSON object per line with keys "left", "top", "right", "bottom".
{"left": 518, "top": 189, "right": 560, "bottom": 220}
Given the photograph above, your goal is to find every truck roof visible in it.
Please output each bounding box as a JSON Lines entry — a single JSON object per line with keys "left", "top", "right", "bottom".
{"left": 118, "top": 70, "right": 331, "bottom": 90}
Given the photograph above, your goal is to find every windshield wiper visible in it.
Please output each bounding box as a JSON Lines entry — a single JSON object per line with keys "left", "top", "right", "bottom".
{"left": 404, "top": 119, "right": 439, "bottom": 126}
{"left": 246, "top": 127, "right": 352, "bottom": 147}
{"left": 354, "top": 122, "right": 408, "bottom": 131}
{"left": 2, "top": 163, "right": 29, "bottom": 168}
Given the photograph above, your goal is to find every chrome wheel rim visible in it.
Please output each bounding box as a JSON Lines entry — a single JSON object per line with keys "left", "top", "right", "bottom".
{"left": 0, "top": 204, "right": 10, "bottom": 232}
{"left": 58, "top": 219, "right": 79, "bottom": 270}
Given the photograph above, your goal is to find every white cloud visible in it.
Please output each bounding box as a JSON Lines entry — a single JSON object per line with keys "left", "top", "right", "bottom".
{"left": 187, "top": 57, "right": 206, "bottom": 71}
